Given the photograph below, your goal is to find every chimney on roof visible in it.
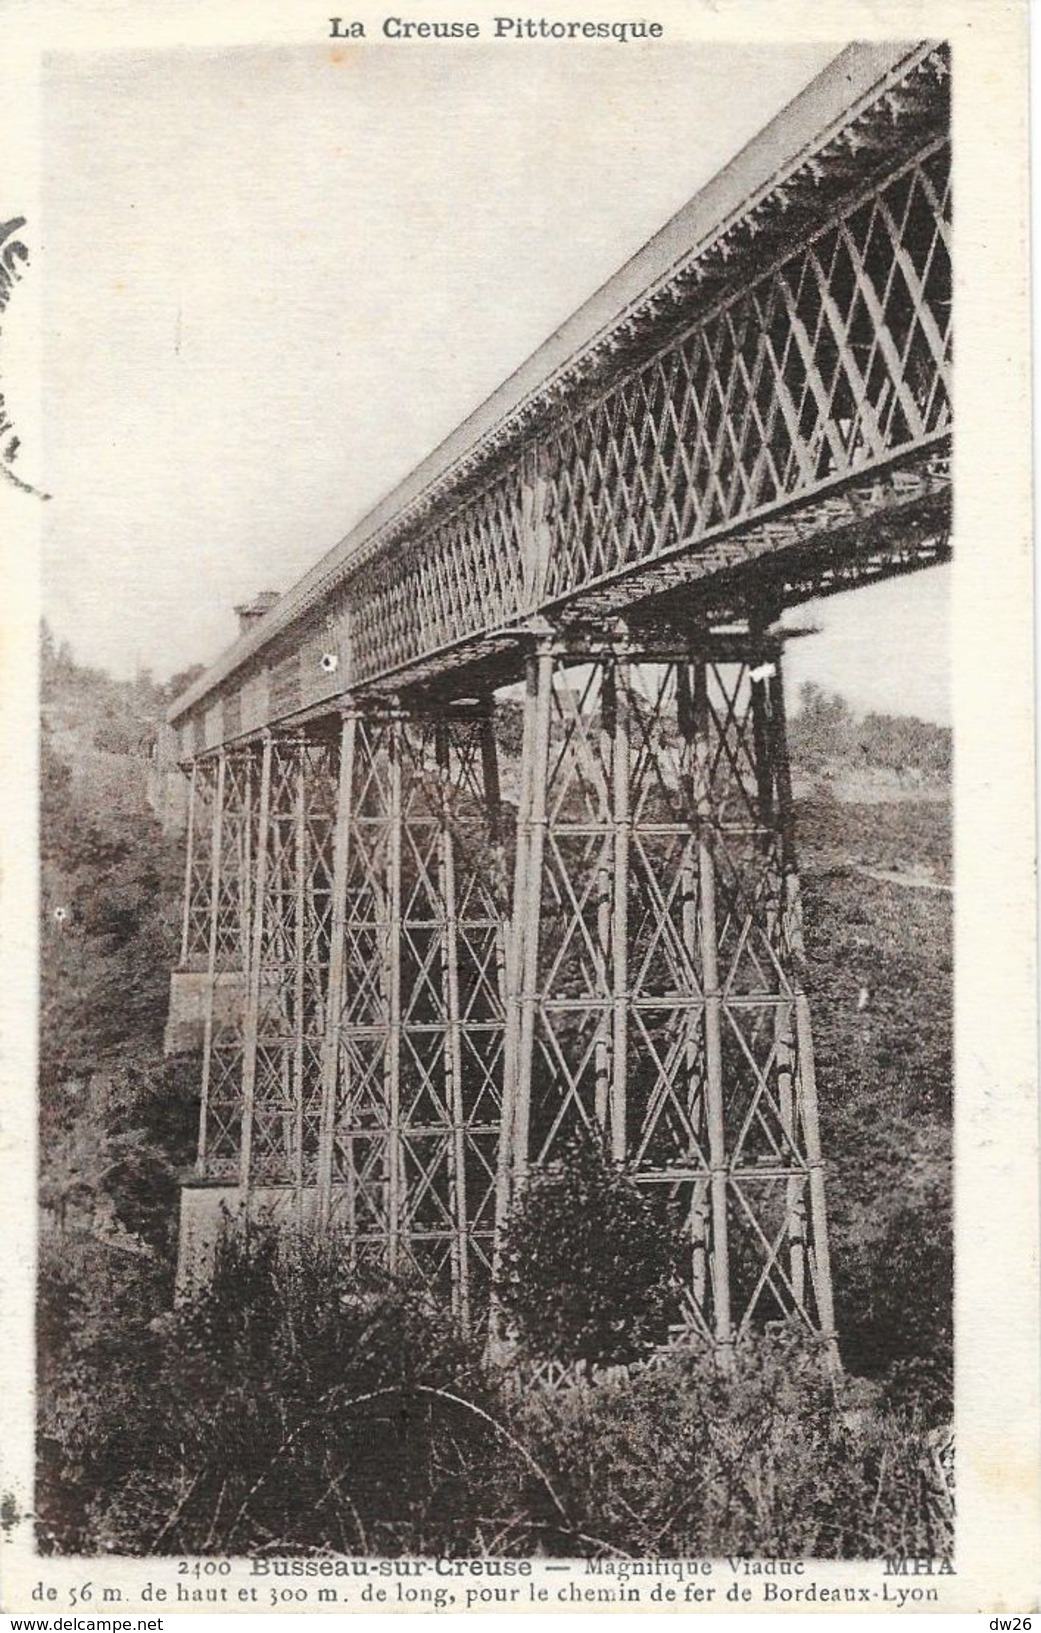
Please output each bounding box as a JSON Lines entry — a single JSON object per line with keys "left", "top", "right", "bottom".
{"left": 234, "top": 590, "right": 280, "bottom": 637}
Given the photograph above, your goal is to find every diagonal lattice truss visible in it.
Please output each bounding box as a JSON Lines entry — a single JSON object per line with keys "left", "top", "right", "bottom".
{"left": 500, "top": 635, "right": 836, "bottom": 1349}
{"left": 345, "top": 138, "right": 949, "bottom": 687}
{"left": 323, "top": 708, "right": 508, "bottom": 1324}
{"left": 544, "top": 144, "right": 950, "bottom": 595}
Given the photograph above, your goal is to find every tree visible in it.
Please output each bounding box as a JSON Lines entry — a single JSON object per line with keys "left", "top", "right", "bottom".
{"left": 495, "top": 1135, "right": 683, "bottom": 1369}
{"left": 790, "top": 682, "right": 856, "bottom": 767}
{"left": 163, "top": 663, "right": 206, "bottom": 706}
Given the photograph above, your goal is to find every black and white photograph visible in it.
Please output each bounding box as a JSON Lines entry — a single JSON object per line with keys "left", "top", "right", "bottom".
{"left": 1, "top": 0, "right": 1036, "bottom": 1616}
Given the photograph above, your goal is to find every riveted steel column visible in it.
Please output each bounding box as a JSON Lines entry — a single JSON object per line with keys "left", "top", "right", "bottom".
{"left": 675, "top": 665, "right": 708, "bottom": 1316}
{"left": 385, "top": 712, "right": 404, "bottom": 1273}
{"left": 179, "top": 761, "right": 199, "bottom": 968}
{"left": 437, "top": 719, "right": 470, "bottom": 1327}
{"left": 770, "top": 662, "right": 839, "bottom": 1368}
{"left": 479, "top": 711, "right": 510, "bottom": 997}
{"left": 751, "top": 664, "right": 807, "bottom": 1309}
{"left": 610, "top": 631, "right": 631, "bottom": 1162}
{"left": 594, "top": 666, "right": 613, "bottom": 1132}
{"left": 317, "top": 710, "right": 355, "bottom": 1224}
{"left": 479, "top": 708, "right": 511, "bottom": 1291}
{"left": 240, "top": 752, "right": 256, "bottom": 984}
{"left": 491, "top": 669, "right": 538, "bottom": 1322}
{"left": 239, "top": 732, "right": 272, "bottom": 1192}
{"left": 693, "top": 662, "right": 733, "bottom": 1356}
{"left": 510, "top": 637, "right": 554, "bottom": 1184}
{"left": 292, "top": 739, "right": 308, "bottom": 1205}
{"left": 196, "top": 752, "right": 226, "bottom": 1173}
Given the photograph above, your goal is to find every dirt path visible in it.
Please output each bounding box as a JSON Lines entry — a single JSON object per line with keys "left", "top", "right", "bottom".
{"left": 853, "top": 865, "right": 953, "bottom": 894}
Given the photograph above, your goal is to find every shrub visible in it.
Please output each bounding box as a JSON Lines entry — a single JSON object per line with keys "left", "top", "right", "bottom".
{"left": 36, "top": 1234, "right": 171, "bottom": 1554}
{"left": 38, "top": 1227, "right": 542, "bottom": 1557}
{"left": 834, "top": 1177, "right": 953, "bottom": 1426}
{"left": 513, "top": 1334, "right": 952, "bottom": 1559}
{"left": 495, "top": 1135, "right": 684, "bottom": 1369}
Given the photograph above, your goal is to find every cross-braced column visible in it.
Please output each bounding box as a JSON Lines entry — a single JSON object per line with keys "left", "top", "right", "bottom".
{"left": 318, "top": 700, "right": 508, "bottom": 1325}
{"left": 178, "top": 758, "right": 215, "bottom": 971}
{"left": 174, "top": 742, "right": 269, "bottom": 1293}
{"left": 495, "top": 623, "right": 838, "bottom": 1359}
{"left": 192, "top": 745, "right": 262, "bottom": 1180}
{"left": 238, "top": 730, "right": 339, "bottom": 1196}
{"left": 176, "top": 730, "right": 339, "bottom": 1292}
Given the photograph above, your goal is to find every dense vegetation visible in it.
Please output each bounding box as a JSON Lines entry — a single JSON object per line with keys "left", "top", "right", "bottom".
{"left": 789, "top": 681, "right": 951, "bottom": 781}
{"left": 38, "top": 1229, "right": 952, "bottom": 1559}
{"left": 495, "top": 1138, "right": 686, "bottom": 1371}
{"left": 39, "top": 629, "right": 198, "bottom": 1256}
{"left": 37, "top": 634, "right": 953, "bottom": 1557}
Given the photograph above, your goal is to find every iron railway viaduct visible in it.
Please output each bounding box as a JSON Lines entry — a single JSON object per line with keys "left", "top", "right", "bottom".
{"left": 164, "top": 41, "right": 951, "bottom": 1358}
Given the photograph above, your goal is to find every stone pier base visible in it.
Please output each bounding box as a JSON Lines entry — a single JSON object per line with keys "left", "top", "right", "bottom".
{"left": 163, "top": 970, "right": 246, "bottom": 1055}
{"left": 175, "top": 1182, "right": 328, "bottom": 1301}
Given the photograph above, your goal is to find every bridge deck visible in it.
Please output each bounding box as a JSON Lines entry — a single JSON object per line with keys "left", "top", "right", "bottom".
{"left": 169, "top": 40, "right": 950, "bottom": 757}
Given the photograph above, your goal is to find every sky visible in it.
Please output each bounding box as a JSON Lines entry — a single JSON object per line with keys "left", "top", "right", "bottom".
{"left": 36, "top": 35, "right": 949, "bottom": 721}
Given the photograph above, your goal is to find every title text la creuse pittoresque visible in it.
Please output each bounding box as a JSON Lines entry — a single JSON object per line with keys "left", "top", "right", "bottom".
{"left": 329, "top": 16, "right": 664, "bottom": 40}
